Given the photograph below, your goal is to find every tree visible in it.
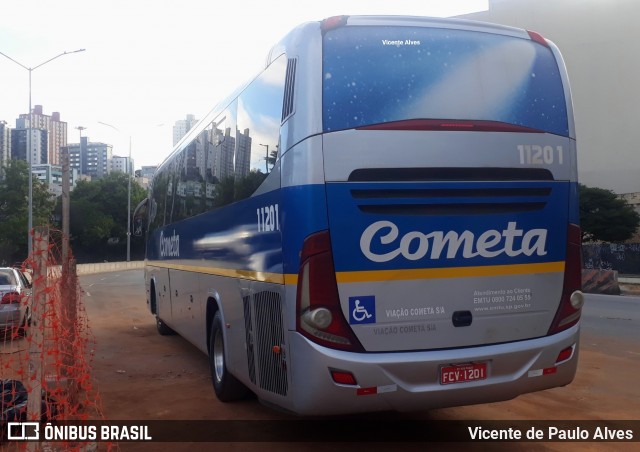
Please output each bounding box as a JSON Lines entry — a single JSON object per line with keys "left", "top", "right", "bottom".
{"left": 234, "top": 170, "right": 266, "bottom": 201}
{"left": 266, "top": 149, "right": 278, "bottom": 172}
{"left": 0, "top": 160, "right": 56, "bottom": 264}
{"left": 213, "top": 176, "right": 236, "bottom": 208}
{"left": 579, "top": 184, "right": 640, "bottom": 242}
{"left": 62, "top": 172, "right": 147, "bottom": 262}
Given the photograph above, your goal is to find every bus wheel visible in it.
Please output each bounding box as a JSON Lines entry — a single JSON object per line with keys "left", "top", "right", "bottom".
{"left": 210, "top": 311, "right": 250, "bottom": 402}
{"left": 156, "top": 315, "right": 175, "bottom": 336}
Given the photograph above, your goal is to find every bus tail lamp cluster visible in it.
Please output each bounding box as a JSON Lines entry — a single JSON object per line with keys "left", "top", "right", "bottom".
{"left": 296, "top": 231, "right": 364, "bottom": 352}
{"left": 548, "top": 224, "right": 583, "bottom": 335}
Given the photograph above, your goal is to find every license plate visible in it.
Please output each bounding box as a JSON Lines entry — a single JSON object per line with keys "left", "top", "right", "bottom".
{"left": 440, "top": 362, "right": 487, "bottom": 385}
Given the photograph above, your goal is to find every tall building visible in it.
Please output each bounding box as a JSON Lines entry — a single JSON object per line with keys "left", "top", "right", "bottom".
{"left": 65, "top": 136, "right": 113, "bottom": 179}
{"left": 213, "top": 127, "right": 236, "bottom": 181}
{"left": 139, "top": 166, "right": 157, "bottom": 180}
{"left": 0, "top": 121, "right": 10, "bottom": 170}
{"left": 235, "top": 128, "right": 252, "bottom": 177}
{"left": 11, "top": 128, "right": 48, "bottom": 165}
{"left": 32, "top": 164, "right": 79, "bottom": 197}
{"left": 17, "top": 105, "right": 68, "bottom": 165}
{"left": 173, "top": 114, "right": 198, "bottom": 146}
{"left": 111, "top": 155, "right": 134, "bottom": 175}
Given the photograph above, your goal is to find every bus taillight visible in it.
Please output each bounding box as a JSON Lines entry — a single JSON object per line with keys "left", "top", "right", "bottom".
{"left": 296, "top": 231, "right": 364, "bottom": 352}
{"left": 548, "top": 224, "right": 583, "bottom": 335}
{"left": 527, "top": 30, "right": 550, "bottom": 48}
{"left": 321, "top": 16, "right": 348, "bottom": 32}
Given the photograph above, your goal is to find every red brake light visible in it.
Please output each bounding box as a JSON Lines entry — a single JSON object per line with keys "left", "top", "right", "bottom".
{"left": 548, "top": 224, "right": 583, "bottom": 334}
{"left": 556, "top": 345, "right": 575, "bottom": 364}
{"left": 330, "top": 370, "right": 357, "bottom": 386}
{"left": 296, "top": 231, "right": 364, "bottom": 352}
{"left": 321, "top": 16, "right": 348, "bottom": 32}
{"left": 527, "top": 30, "right": 549, "bottom": 48}
{"left": 1, "top": 292, "right": 21, "bottom": 305}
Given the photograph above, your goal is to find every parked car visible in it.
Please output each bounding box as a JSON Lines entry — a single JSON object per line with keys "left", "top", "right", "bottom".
{"left": 0, "top": 267, "right": 32, "bottom": 336}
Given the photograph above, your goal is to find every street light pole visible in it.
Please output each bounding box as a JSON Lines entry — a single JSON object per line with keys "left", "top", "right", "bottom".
{"left": 28, "top": 70, "right": 32, "bottom": 252}
{"left": 97, "top": 121, "right": 132, "bottom": 261}
{"left": 0, "top": 48, "right": 85, "bottom": 255}
{"left": 259, "top": 143, "right": 269, "bottom": 174}
{"left": 127, "top": 136, "right": 131, "bottom": 262}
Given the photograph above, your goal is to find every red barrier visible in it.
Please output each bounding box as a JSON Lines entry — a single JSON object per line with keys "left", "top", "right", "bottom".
{"left": 1, "top": 228, "right": 113, "bottom": 450}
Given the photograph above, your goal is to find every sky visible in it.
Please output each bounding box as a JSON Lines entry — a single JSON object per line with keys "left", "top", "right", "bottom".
{"left": 0, "top": 1, "right": 488, "bottom": 169}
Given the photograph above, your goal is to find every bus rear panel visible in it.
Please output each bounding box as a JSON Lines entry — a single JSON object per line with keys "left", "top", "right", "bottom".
{"left": 284, "top": 16, "right": 580, "bottom": 414}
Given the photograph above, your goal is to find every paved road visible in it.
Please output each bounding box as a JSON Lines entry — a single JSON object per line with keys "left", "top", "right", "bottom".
{"left": 80, "top": 270, "right": 640, "bottom": 451}
{"left": 582, "top": 293, "right": 640, "bottom": 344}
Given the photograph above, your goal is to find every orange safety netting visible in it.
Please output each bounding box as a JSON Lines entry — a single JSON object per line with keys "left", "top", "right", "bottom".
{"left": 1, "top": 228, "right": 113, "bottom": 450}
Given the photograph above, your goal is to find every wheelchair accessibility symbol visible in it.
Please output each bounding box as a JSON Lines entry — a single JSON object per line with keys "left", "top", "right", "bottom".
{"left": 349, "top": 296, "right": 376, "bottom": 324}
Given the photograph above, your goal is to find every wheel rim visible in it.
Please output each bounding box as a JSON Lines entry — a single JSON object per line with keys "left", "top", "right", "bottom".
{"left": 213, "top": 328, "right": 225, "bottom": 383}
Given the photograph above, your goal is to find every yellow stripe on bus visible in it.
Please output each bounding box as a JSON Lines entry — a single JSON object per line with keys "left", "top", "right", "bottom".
{"left": 334, "top": 261, "right": 565, "bottom": 283}
{"left": 285, "top": 261, "right": 564, "bottom": 285}
{"left": 146, "top": 261, "right": 285, "bottom": 284}
{"left": 147, "top": 261, "right": 564, "bottom": 286}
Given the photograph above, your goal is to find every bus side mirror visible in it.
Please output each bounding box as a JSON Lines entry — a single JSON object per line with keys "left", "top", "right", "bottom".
{"left": 132, "top": 197, "right": 149, "bottom": 237}
{"left": 133, "top": 217, "right": 144, "bottom": 237}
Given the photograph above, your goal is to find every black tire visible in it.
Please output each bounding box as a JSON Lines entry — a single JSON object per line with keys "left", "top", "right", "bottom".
{"left": 156, "top": 315, "right": 176, "bottom": 336}
{"left": 209, "top": 311, "right": 250, "bottom": 402}
{"left": 152, "top": 284, "right": 175, "bottom": 336}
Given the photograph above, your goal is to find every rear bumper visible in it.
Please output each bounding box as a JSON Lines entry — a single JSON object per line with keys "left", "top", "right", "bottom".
{"left": 285, "top": 324, "right": 579, "bottom": 415}
{"left": 0, "top": 307, "right": 22, "bottom": 329}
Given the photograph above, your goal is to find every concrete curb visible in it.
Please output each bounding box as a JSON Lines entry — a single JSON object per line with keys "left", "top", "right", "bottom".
{"left": 76, "top": 261, "right": 144, "bottom": 275}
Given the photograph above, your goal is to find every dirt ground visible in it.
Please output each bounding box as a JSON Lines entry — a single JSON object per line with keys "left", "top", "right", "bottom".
{"left": 2, "top": 270, "right": 639, "bottom": 451}
{"left": 82, "top": 271, "right": 639, "bottom": 450}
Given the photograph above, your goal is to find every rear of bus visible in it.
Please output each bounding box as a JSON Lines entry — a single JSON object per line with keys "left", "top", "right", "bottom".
{"left": 287, "top": 16, "right": 582, "bottom": 414}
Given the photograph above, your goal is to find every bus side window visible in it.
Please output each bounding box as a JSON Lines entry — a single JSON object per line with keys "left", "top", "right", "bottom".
{"left": 233, "top": 55, "right": 287, "bottom": 202}
{"left": 208, "top": 104, "right": 238, "bottom": 210}
{"left": 166, "top": 152, "right": 182, "bottom": 224}
{"left": 177, "top": 126, "right": 209, "bottom": 219}
{"left": 149, "top": 168, "right": 169, "bottom": 230}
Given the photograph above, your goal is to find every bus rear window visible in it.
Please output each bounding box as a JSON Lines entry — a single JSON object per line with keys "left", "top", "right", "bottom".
{"left": 322, "top": 26, "right": 569, "bottom": 137}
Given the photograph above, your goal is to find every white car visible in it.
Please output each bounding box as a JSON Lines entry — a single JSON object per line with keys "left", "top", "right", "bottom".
{"left": 0, "top": 267, "right": 32, "bottom": 335}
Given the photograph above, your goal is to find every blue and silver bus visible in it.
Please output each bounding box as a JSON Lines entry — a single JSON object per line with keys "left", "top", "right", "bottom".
{"left": 143, "top": 15, "right": 583, "bottom": 415}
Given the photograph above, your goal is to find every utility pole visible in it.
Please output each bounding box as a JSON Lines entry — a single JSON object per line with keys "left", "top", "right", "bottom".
{"left": 259, "top": 143, "right": 269, "bottom": 174}
{"left": 0, "top": 48, "right": 85, "bottom": 255}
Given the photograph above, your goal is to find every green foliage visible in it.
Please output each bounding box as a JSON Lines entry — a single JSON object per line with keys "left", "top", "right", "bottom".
{"left": 64, "top": 172, "right": 148, "bottom": 262}
{"left": 213, "top": 171, "right": 266, "bottom": 208}
{"left": 0, "top": 160, "right": 56, "bottom": 264}
{"left": 234, "top": 170, "right": 267, "bottom": 201}
{"left": 579, "top": 184, "right": 640, "bottom": 243}
{"left": 213, "top": 176, "right": 236, "bottom": 208}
